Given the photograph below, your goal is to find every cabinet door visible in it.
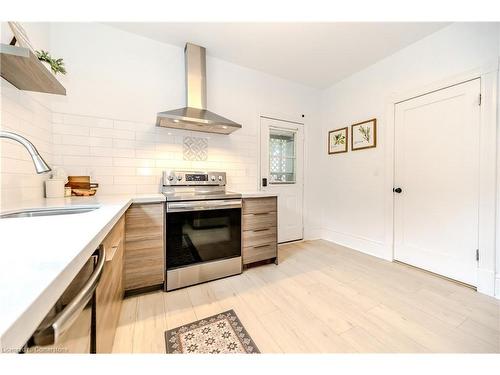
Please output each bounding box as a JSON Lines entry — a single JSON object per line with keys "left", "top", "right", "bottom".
{"left": 124, "top": 203, "right": 164, "bottom": 291}
{"left": 96, "top": 216, "right": 125, "bottom": 353}
{"left": 242, "top": 197, "right": 278, "bottom": 265}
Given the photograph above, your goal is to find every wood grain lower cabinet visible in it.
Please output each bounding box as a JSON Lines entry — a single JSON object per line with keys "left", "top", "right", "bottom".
{"left": 242, "top": 197, "right": 278, "bottom": 265}
{"left": 95, "top": 215, "right": 125, "bottom": 353}
{"left": 124, "top": 203, "right": 164, "bottom": 291}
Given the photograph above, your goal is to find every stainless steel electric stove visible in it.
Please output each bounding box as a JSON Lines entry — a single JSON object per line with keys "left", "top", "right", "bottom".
{"left": 161, "top": 170, "right": 242, "bottom": 291}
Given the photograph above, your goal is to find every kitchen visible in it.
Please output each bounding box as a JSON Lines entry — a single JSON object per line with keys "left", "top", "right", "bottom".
{"left": 0, "top": 21, "right": 309, "bottom": 355}
{"left": 1, "top": 2, "right": 500, "bottom": 372}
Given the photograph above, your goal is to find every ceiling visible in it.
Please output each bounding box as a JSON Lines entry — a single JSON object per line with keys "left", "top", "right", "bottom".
{"left": 107, "top": 22, "right": 448, "bottom": 88}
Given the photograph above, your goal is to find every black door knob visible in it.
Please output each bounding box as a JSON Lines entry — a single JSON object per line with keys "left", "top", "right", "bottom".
{"left": 393, "top": 187, "right": 402, "bottom": 193}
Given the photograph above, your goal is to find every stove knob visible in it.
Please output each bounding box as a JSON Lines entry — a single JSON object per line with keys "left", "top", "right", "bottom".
{"left": 218, "top": 175, "right": 223, "bottom": 182}
{"left": 177, "top": 175, "right": 182, "bottom": 181}
{"left": 168, "top": 175, "right": 174, "bottom": 181}
{"left": 211, "top": 176, "right": 216, "bottom": 181}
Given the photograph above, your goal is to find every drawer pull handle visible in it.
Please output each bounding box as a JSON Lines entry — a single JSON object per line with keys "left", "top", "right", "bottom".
{"left": 253, "top": 244, "right": 270, "bottom": 249}
{"left": 252, "top": 212, "right": 269, "bottom": 216}
{"left": 105, "top": 240, "right": 121, "bottom": 262}
{"left": 253, "top": 228, "right": 269, "bottom": 233}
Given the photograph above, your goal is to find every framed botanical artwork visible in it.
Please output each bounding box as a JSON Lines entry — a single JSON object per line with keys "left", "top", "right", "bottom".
{"left": 328, "top": 127, "right": 348, "bottom": 154}
{"left": 351, "top": 118, "right": 377, "bottom": 151}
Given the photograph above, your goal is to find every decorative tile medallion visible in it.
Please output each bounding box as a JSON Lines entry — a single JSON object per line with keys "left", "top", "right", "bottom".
{"left": 165, "top": 310, "right": 260, "bottom": 354}
{"left": 183, "top": 136, "right": 208, "bottom": 161}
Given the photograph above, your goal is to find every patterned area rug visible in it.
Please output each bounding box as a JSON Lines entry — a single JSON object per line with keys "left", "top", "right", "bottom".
{"left": 165, "top": 309, "right": 260, "bottom": 354}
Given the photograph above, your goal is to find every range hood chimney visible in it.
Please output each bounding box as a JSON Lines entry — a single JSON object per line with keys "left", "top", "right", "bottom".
{"left": 156, "top": 43, "right": 241, "bottom": 135}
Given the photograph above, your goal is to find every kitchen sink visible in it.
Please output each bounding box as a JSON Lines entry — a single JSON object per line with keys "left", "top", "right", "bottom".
{"left": 0, "top": 205, "right": 100, "bottom": 219}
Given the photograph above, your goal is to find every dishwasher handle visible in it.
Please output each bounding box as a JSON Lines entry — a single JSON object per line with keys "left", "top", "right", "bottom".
{"left": 32, "top": 245, "right": 106, "bottom": 346}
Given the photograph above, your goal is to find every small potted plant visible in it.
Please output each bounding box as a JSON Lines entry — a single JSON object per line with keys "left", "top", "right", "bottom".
{"left": 36, "top": 50, "right": 67, "bottom": 75}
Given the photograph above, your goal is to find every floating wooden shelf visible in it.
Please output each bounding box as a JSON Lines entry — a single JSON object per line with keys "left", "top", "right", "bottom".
{"left": 0, "top": 44, "right": 66, "bottom": 95}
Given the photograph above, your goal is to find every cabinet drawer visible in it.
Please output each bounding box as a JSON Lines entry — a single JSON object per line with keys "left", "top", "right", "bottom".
{"left": 243, "top": 243, "right": 277, "bottom": 264}
{"left": 242, "top": 197, "right": 276, "bottom": 215}
{"left": 242, "top": 227, "right": 277, "bottom": 248}
{"left": 242, "top": 212, "right": 277, "bottom": 231}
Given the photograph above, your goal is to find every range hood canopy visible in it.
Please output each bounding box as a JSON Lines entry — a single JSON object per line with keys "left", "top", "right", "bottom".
{"left": 156, "top": 43, "right": 241, "bottom": 135}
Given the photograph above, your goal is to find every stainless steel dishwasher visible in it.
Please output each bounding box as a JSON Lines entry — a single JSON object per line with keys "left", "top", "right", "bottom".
{"left": 24, "top": 246, "right": 105, "bottom": 354}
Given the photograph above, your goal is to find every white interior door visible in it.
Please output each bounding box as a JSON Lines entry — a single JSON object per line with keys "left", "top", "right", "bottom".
{"left": 260, "top": 117, "right": 304, "bottom": 243}
{"left": 394, "top": 79, "right": 480, "bottom": 286}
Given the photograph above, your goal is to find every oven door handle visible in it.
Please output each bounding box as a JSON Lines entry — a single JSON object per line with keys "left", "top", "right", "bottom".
{"left": 167, "top": 199, "right": 242, "bottom": 212}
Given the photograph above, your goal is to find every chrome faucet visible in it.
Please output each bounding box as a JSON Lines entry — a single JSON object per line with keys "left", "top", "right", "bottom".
{"left": 0, "top": 130, "right": 51, "bottom": 174}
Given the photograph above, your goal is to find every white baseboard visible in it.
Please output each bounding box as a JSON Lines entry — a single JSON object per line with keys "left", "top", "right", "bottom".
{"left": 318, "top": 230, "right": 498, "bottom": 299}
{"left": 495, "top": 274, "right": 500, "bottom": 300}
{"left": 321, "top": 228, "right": 392, "bottom": 261}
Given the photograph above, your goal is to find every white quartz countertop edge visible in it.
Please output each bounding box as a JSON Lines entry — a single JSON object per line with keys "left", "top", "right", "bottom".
{"left": 0, "top": 194, "right": 165, "bottom": 351}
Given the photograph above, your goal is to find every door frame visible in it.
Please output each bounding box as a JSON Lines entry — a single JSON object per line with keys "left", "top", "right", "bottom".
{"left": 384, "top": 59, "right": 499, "bottom": 297}
{"left": 258, "top": 113, "right": 306, "bottom": 243}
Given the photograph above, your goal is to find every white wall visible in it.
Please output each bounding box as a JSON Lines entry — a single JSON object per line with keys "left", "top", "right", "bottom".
{"left": 319, "top": 22, "right": 500, "bottom": 295}
{"left": 0, "top": 23, "right": 53, "bottom": 208}
{"left": 46, "top": 23, "right": 322, "bottom": 237}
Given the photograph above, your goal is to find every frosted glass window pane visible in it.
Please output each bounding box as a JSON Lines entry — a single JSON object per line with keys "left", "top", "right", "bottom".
{"left": 269, "top": 129, "right": 296, "bottom": 183}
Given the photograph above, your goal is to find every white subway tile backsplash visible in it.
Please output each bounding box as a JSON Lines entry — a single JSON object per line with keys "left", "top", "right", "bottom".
{"left": 58, "top": 134, "right": 90, "bottom": 146}
{"left": 112, "top": 139, "right": 136, "bottom": 149}
{"left": 113, "top": 157, "right": 155, "bottom": 168}
{"left": 54, "top": 144, "right": 90, "bottom": 156}
{"left": 62, "top": 114, "right": 99, "bottom": 127}
{"left": 52, "top": 112, "right": 64, "bottom": 124}
{"left": 136, "top": 184, "right": 161, "bottom": 194}
{"left": 1, "top": 79, "right": 52, "bottom": 207}
{"left": 89, "top": 137, "right": 113, "bottom": 147}
{"left": 112, "top": 129, "right": 135, "bottom": 140}
{"left": 135, "top": 148, "right": 155, "bottom": 159}
{"left": 61, "top": 166, "right": 88, "bottom": 176}
{"left": 53, "top": 123, "right": 89, "bottom": 136}
{"left": 98, "top": 184, "right": 137, "bottom": 195}
{"left": 113, "top": 120, "right": 135, "bottom": 131}
{"left": 1, "top": 157, "right": 38, "bottom": 174}
{"left": 90, "top": 147, "right": 113, "bottom": 157}
{"left": 95, "top": 118, "right": 114, "bottom": 129}
{"left": 89, "top": 127, "right": 114, "bottom": 138}
{"left": 135, "top": 131, "right": 158, "bottom": 143}
{"left": 92, "top": 175, "right": 114, "bottom": 185}
{"left": 63, "top": 156, "right": 112, "bottom": 167}
{"left": 113, "top": 175, "right": 159, "bottom": 185}
{"left": 48, "top": 111, "right": 260, "bottom": 194}
{"left": 112, "top": 148, "right": 135, "bottom": 158}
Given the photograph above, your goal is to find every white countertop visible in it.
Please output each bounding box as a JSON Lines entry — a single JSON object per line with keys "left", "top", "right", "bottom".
{"left": 240, "top": 191, "right": 278, "bottom": 198}
{"left": 0, "top": 193, "right": 165, "bottom": 351}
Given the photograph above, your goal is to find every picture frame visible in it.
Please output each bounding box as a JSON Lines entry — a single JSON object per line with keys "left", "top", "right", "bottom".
{"left": 328, "top": 127, "right": 348, "bottom": 154}
{"left": 351, "top": 118, "right": 377, "bottom": 151}
{"left": 8, "top": 22, "right": 35, "bottom": 52}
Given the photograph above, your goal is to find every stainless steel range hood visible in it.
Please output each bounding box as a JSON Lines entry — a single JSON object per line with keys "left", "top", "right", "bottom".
{"left": 156, "top": 43, "right": 241, "bottom": 135}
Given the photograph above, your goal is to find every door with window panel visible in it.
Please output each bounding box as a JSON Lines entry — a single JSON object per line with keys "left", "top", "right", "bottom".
{"left": 260, "top": 117, "right": 304, "bottom": 243}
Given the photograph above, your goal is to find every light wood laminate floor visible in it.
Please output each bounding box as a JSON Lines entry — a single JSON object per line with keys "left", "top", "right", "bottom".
{"left": 112, "top": 240, "right": 500, "bottom": 353}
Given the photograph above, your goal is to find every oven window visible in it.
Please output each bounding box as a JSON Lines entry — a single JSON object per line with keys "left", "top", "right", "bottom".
{"left": 166, "top": 208, "right": 241, "bottom": 269}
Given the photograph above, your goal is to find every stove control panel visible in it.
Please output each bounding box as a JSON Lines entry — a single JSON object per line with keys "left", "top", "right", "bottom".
{"left": 186, "top": 174, "right": 208, "bottom": 182}
{"left": 162, "top": 171, "right": 226, "bottom": 186}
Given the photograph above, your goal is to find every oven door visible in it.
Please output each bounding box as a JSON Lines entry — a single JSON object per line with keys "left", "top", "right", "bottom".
{"left": 166, "top": 199, "right": 242, "bottom": 272}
